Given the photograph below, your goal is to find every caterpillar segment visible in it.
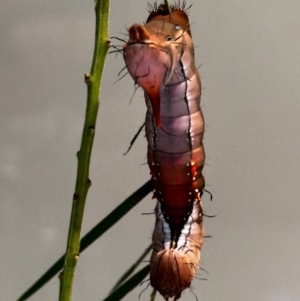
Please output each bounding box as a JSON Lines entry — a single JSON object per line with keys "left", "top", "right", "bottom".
{"left": 150, "top": 200, "right": 204, "bottom": 301}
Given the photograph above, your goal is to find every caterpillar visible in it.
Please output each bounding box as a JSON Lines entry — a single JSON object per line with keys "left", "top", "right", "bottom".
{"left": 123, "top": 2, "right": 205, "bottom": 300}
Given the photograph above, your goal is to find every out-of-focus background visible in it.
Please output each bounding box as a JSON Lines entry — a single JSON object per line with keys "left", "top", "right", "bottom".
{"left": 1, "top": 1, "right": 300, "bottom": 300}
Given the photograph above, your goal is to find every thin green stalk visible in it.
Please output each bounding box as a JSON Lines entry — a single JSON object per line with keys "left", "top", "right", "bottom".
{"left": 150, "top": 288, "right": 157, "bottom": 301}
{"left": 164, "top": 0, "right": 171, "bottom": 13}
{"left": 103, "top": 265, "right": 151, "bottom": 301}
{"left": 109, "top": 243, "right": 152, "bottom": 293}
{"left": 59, "top": 1, "right": 110, "bottom": 301}
{"left": 16, "top": 181, "right": 152, "bottom": 301}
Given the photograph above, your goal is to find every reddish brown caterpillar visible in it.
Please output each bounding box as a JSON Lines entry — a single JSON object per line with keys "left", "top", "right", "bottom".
{"left": 123, "top": 2, "right": 205, "bottom": 300}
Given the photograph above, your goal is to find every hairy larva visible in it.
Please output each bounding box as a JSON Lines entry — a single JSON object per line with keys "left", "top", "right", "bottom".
{"left": 123, "top": 2, "right": 205, "bottom": 300}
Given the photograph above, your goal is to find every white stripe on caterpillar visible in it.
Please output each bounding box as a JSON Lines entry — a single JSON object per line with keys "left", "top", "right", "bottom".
{"left": 150, "top": 200, "right": 204, "bottom": 301}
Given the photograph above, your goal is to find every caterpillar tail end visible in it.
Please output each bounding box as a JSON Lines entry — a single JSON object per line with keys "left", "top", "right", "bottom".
{"left": 150, "top": 249, "right": 197, "bottom": 301}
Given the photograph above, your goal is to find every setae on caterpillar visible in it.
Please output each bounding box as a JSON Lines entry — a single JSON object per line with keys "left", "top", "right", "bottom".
{"left": 123, "top": 1, "right": 205, "bottom": 300}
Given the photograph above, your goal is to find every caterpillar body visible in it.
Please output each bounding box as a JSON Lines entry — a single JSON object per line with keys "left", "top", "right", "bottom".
{"left": 123, "top": 2, "right": 205, "bottom": 300}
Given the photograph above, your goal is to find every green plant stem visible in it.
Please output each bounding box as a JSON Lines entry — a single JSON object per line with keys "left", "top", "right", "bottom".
{"left": 109, "top": 243, "right": 152, "bottom": 293}
{"left": 103, "top": 265, "right": 151, "bottom": 301}
{"left": 150, "top": 288, "right": 157, "bottom": 301}
{"left": 164, "top": 0, "right": 171, "bottom": 13}
{"left": 58, "top": 1, "right": 110, "bottom": 301}
{"left": 16, "top": 180, "right": 152, "bottom": 301}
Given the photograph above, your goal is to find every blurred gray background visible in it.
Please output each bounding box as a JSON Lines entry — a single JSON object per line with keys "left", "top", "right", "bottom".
{"left": 1, "top": 0, "right": 300, "bottom": 300}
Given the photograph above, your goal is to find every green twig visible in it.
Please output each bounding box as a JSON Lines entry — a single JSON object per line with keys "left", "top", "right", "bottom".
{"left": 16, "top": 181, "right": 152, "bottom": 301}
{"left": 164, "top": 0, "right": 171, "bottom": 13}
{"left": 110, "top": 243, "right": 152, "bottom": 293}
{"left": 58, "top": 1, "right": 110, "bottom": 300}
{"left": 79, "top": 181, "right": 152, "bottom": 252}
{"left": 103, "top": 265, "right": 151, "bottom": 301}
{"left": 150, "top": 288, "right": 157, "bottom": 301}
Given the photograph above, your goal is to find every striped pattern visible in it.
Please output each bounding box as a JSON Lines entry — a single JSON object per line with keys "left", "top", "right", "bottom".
{"left": 150, "top": 200, "right": 204, "bottom": 300}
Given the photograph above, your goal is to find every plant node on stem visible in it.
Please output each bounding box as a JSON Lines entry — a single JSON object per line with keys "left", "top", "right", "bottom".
{"left": 58, "top": 1, "right": 111, "bottom": 301}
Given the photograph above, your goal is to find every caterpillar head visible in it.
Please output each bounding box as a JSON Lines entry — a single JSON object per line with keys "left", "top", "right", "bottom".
{"left": 123, "top": 3, "right": 192, "bottom": 127}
